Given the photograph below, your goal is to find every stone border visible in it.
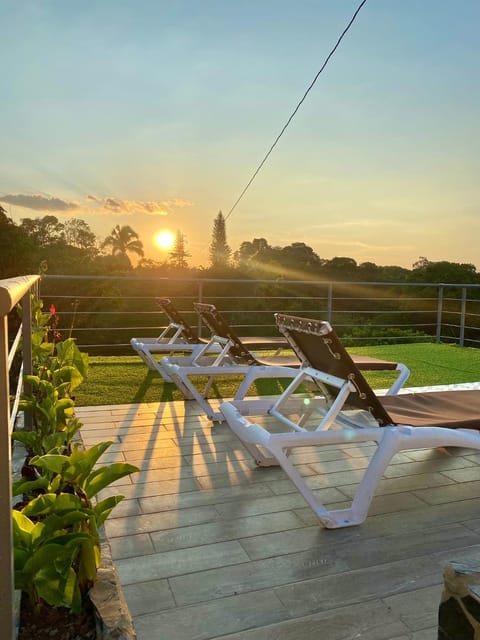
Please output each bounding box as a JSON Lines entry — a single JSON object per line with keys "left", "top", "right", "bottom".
{"left": 90, "top": 536, "right": 137, "bottom": 640}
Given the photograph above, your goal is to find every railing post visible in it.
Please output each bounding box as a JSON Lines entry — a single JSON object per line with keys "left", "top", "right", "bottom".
{"left": 197, "top": 281, "right": 204, "bottom": 339}
{"left": 327, "top": 284, "right": 333, "bottom": 324}
{"left": 22, "top": 291, "right": 33, "bottom": 429}
{"left": 436, "top": 287, "right": 443, "bottom": 344}
{"left": 459, "top": 287, "right": 467, "bottom": 347}
{"left": 0, "top": 314, "right": 14, "bottom": 640}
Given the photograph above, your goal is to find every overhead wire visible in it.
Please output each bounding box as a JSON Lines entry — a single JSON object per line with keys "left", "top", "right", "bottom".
{"left": 224, "top": 0, "right": 368, "bottom": 222}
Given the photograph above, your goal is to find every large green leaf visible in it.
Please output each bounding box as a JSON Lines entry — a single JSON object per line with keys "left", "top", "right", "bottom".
{"left": 21, "top": 493, "right": 56, "bottom": 516}
{"left": 77, "top": 537, "right": 100, "bottom": 588}
{"left": 68, "top": 441, "right": 113, "bottom": 477}
{"left": 13, "top": 548, "right": 30, "bottom": 572}
{"left": 30, "top": 453, "right": 68, "bottom": 474}
{"left": 23, "top": 535, "right": 87, "bottom": 576}
{"left": 22, "top": 492, "right": 83, "bottom": 517}
{"left": 12, "top": 476, "right": 49, "bottom": 497}
{"left": 83, "top": 462, "right": 139, "bottom": 499}
{"left": 11, "top": 430, "right": 43, "bottom": 453}
{"left": 55, "top": 339, "right": 89, "bottom": 386}
{"left": 41, "top": 432, "right": 70, "bottom": 454}
{"left": 94, "top": 495, "right": 124, "bottom": 527}
{"left": 53, "top": 366, "right": 84, "bottom": 394}
{"left": 54, "top": 397, "right": 75, "bottom": 413}
{"left": 35, "top": 564, "right": 81, "bottom": 611}
{"left": 12, "top": 510, "right": 35, "bottom": 543}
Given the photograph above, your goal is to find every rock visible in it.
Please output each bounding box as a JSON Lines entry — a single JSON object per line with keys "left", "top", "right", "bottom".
{"left": 89, "top": 541, "right": 136, "bottom": 640}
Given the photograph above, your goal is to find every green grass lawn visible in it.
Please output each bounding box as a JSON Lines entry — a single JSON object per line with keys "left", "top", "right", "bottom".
{"left": 74, "top": 342, "right": 480, "bottom": 407}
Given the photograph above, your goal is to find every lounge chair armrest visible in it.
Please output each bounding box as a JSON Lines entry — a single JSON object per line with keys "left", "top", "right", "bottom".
{"left": 191, "top": 335, "right": 232, "bottom": 366}
{"left": 220, "top": 402, "right": 271, "bottom": 447}
{"left": 385, "top": 363, "right": 411, "bottom": 395}
{"left": 269, "top": 366, "right": 356, "bottom": 432}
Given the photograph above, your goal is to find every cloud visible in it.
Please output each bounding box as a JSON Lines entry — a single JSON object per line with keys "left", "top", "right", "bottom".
{"left": 0, "top": 193, "right": 79, "bottom": 212}
{"left": 87, "top": 196, "right": 194, "bottom": 216}
{"left": 0, "top": 191, "right": 194, "bottom": 218}
{"left": 318, "top": 239, "right": 415, "bottom": 253}
{"left": 171, "top": 198, "right": 194, "bottom": 208}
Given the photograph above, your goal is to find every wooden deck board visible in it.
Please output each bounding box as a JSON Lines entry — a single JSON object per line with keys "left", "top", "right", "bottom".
{"left": 77, "top": 396, "right": 480, "bottom": 640}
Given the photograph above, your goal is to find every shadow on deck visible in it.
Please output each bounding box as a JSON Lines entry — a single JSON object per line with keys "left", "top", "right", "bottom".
{"left": 77, "top": 391, "right": 480, "bottom": 640}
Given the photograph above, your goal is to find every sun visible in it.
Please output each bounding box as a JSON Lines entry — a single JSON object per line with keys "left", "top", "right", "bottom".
{"left": 154, "top": 229, "right": 175, "bottom": 251}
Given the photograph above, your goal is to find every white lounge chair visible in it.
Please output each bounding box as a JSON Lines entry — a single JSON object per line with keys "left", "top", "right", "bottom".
{"left": 130, "top": 298, "right": 210, "bottom": 381}
{"left": 220, "top": 313, "right": 480, "bottom": 529}
{"left": 161, "top": 303, "right": 410, "bottom": 421}
{"left": 131, "top": 298, "right": 290, "bottom": 380}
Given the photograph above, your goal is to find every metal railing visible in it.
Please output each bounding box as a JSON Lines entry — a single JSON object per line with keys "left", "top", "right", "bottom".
{"left": 1, "top": 272, "right": 480, "bottom": 635}
{"left": 0, "top": 275, "right": 39, "bottom": 640}
{"left": 39, "top": 275, "right": 480, "bottom": 353}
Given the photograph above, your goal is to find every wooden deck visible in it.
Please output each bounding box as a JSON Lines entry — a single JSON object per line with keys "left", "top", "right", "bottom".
{"left": 77, "top": 395, "right": 480, "bottom": 640}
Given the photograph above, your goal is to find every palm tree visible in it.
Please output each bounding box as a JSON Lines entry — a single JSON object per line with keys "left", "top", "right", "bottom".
{"left": 101, "top": 225, "right": 144, "bottom": 260}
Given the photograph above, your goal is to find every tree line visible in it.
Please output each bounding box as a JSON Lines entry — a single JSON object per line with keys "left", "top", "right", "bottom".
{"left": 1, "top": 205, "right": 479, "bottom": 286}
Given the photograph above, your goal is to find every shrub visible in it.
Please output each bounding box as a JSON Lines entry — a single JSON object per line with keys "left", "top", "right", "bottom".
{"left": 342, "top": 325, "right": 433, "bottom": 347}
{"left": 12, "top": 296, "right": 139, "bottom": 613}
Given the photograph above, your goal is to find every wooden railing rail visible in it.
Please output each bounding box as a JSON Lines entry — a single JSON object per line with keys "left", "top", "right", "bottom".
{"left": 0, "top": 275, "right": 40, "bottom": 639}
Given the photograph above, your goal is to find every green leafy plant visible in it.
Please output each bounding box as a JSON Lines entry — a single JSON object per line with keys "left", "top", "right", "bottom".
{"left": 13, "top": 501, "right": 91, "bottom": 611}
{"left": 13, "top": 299, "right": 89, "bottom": 456}
{"left": 12, "top": 295, "right": 139, "bottom": 618}
{"left": 13, "top": 376, "right": 83, "bottom": 456}
{"left": 13, "top": 442, "right": 138, "bottom": 610}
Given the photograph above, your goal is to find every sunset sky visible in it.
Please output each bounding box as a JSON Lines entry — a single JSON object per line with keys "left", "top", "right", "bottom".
{"left": 1, "top": 1, "right": 479, "bottom": 268}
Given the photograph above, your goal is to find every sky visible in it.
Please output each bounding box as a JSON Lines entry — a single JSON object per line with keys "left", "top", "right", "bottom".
{"left": 1, "top": 0, "right": 479, "bottom": 269}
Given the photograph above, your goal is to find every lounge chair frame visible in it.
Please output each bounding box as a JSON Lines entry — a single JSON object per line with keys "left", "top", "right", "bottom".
{"left": 131, "top": 298, "right": 289, "bottom": 379}
{"left": 161, "top": 303, "right": 410, "bottom": 421}
{"left": 130, "top": 298, "right": 216, "bottom": 380}
{"left": 193, "top": 303, "right": 410, "bottom": 394}
{"left": 161, "top": 329, "right": 300, "bottom": 422}
{"left": 220, "top": 314, "right": 480, "bottom": 529}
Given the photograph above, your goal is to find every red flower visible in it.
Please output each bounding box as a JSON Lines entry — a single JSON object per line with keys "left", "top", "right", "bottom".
{"left": 50, "top": 304, "right": 56, "bottom": 316}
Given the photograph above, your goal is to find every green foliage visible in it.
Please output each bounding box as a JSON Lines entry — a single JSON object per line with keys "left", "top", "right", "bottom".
{"left": 101, "top": 224, "right": 144, "bottom": 268}
{"left": 13, "top": 443, "right": 137, "bottom": 605}
{"left": 341, "top": 326, "right": 432, "bottom": 347}
{"left": 13, "top": 505, "right": 89, "bottom": 611}
{"left": 25, "top": 442, "right": 138, "bottom": 501}
{"left": 13, "top": 297, "right": 89, "bottom": 455}
{"left": 12, "top": 296, "right": 139, "bottom": 613}
{"left": 13, "top": 441, "right": 138, "bottom": 610}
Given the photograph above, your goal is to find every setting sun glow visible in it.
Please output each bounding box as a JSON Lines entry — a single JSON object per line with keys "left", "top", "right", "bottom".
{"left": 154, "top": 229, "right": 175, "bottom": 251}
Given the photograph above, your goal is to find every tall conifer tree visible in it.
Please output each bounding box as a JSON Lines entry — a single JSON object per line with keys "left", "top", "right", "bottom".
{"left": 209, "top": 211, "right": 231, "bottom": 269}
{"left": 169, "top": 230, "right": 190, "bottom": 268}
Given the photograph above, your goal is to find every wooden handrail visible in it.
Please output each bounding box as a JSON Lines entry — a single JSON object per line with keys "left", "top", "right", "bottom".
{"left": 0, "top": 275, "right": 39, "bottom": 640}
{"left": 0, "top": 275, "right": 39, "bottom": 315}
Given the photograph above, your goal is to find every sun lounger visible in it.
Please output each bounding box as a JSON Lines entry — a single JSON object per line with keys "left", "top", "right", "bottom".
{"left": 160, "top": 316, "right": 299, "bottom": 422}
{"left": 192, "top": 303, "right": 409, "bottom": 394}
{"left": 131, "top": 298, "right": 289, "bottom": 378}
{"left": 160, "top": 304, "right": 410, "bottom": 421}
{"left": 130, "top": 298, "right": 210, "bottom": 380}
{"left": 220, "top": 313, "right": 480, "bottom": 528}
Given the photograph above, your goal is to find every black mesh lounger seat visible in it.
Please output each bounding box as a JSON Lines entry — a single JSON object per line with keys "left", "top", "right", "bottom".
{"left": 194, "top": 303, "right": 410, "bottom": 394}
